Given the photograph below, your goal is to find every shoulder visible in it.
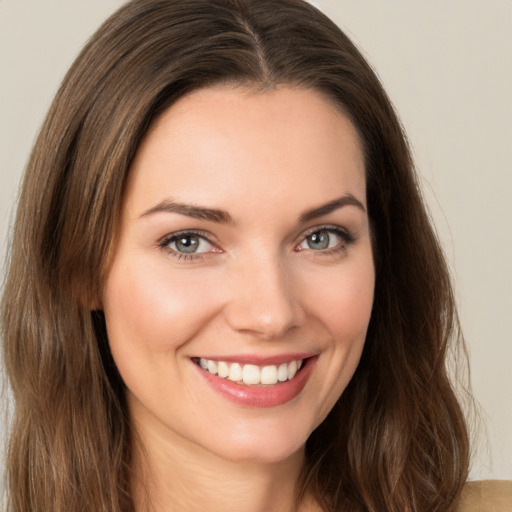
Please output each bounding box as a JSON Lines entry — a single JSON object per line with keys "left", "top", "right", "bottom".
{"left": 457, "top": 480, "right": 512, "bottom": 512}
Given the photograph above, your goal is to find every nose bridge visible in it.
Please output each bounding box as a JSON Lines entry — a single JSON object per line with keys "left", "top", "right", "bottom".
{"left": 224, "top": 248, "right": 303, "bottom": 339}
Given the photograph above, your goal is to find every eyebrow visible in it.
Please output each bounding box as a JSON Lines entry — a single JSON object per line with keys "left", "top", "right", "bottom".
{"left": 140, "top": 199, "right": 233, "bottom": 224}
{"left": 140, "top": 194, "right": 366, "bottom": 225}
{"left": 299, "top": 194, "right": 366, "bottom": 223}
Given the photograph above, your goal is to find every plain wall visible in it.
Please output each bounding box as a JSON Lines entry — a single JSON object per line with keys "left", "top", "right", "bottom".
{"left": 1, "top": 0, "right": 511, "bottom": 480}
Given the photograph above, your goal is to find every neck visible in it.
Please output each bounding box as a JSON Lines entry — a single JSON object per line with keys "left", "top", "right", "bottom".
{"left": 131, "top": 422, "right": 309, "bottom": 512}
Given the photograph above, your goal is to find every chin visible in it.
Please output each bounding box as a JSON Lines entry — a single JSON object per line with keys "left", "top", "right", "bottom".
{"left": 194, "top": 414, "right": 319, "bottom": 466}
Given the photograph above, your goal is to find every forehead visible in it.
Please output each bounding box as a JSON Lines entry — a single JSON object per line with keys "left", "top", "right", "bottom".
{"left": 124, "top": 86, "right": 366, "bottom": 218}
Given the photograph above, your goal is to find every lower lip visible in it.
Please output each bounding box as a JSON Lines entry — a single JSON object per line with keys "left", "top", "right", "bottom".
{"left": 194, "top": 357, "right": 317, "bottom": 408}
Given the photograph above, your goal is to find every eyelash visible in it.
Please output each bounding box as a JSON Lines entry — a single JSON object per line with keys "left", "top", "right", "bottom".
{"left": 158, "top": 225, "right": 356, "bottom": 260}
{"left": 297, "top": 225, "right": 355, "bottom": 256}
{"left": 158, "top": 230, "right": 216, "bottom": 260}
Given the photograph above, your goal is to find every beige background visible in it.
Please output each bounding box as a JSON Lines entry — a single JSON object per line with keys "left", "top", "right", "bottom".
{"left": 1, "top": 0, "right": 510, "bottom": 480}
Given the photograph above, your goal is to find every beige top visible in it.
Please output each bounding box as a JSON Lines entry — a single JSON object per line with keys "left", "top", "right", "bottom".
{"left": 458, "top": 480, "right": 512, "bottom": 512}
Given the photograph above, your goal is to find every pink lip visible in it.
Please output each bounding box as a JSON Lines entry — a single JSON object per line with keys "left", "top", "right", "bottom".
{"left": 193, "top": 356, "right": 318, "bottom": 408}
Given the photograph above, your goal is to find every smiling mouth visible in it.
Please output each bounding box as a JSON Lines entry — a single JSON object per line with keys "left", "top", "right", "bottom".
{"left": 192, "top": 357, "right": 306, "bottom": 386}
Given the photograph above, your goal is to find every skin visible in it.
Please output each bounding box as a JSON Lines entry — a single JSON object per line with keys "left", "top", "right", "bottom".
{"left": 101, "top": 86, "right": 375, "bottom": 512}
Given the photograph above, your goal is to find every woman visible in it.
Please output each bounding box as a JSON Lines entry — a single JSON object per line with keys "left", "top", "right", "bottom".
{"left": 1, "top": 0, "right": 475, "bottom": 510}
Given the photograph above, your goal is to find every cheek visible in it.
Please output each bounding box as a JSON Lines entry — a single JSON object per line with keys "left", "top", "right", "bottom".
{"left": 304, "top": 257, "right": 375, "bottom": 340}
{"left": 102, "top": 256, "right": 221, "bottom": 354}
{"left": 288, "top": 257, "right": 374, "bottom": 431}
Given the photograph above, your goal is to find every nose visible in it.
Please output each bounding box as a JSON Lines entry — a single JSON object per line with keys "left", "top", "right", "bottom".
{"left": 223, "top": 253, "right": 305, "bottom": 340}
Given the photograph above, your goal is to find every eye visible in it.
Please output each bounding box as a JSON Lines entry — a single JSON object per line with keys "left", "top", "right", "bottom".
{"left": 296, "top": 227, "right": 353, "bottom": 252}
{"left": 160, "top": 231, "right": 216, "bottom": 257}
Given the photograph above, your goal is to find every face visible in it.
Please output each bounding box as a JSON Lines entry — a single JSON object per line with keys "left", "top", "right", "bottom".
{"left": 101, "top": 86, "right": 375, "bottom": 464}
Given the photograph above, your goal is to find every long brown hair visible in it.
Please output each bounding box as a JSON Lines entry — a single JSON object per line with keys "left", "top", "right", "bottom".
{"left": 1, "top": 0, "right": 470, "bottom": 510}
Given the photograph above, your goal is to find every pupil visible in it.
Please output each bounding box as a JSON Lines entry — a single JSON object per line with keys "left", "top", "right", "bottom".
{"left": 176, "top": 236, "right": 199, "bottom": 253}
{"left": 308, "top": 231, "right": 329, "bottom": 250}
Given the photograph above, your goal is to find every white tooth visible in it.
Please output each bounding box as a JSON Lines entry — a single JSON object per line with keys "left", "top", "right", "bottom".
{"left": 260, "top": 365, "right": 278, "bottom": 385}
{"left": 217, "top": 361, "right": 229, "bottom": 378}
{"left": 199, "top": 358, "right": 208, "bottom": 370}
{"left": 297, "top": 359, "right": 303, "bottom": 370}
{"left": 207, "top": 360, "right": 218, "bottom": 375}
{"left": 228, "top": 362, "right": 243, "bottom": 381}
{"left": 243, "top": 364, "right": 260, "bottom": 385}
{"left": 277, "top": 363, "right": 288, "bottom": 382}
{"left": 287, "top": 360, "right": 298, "bottom": 380}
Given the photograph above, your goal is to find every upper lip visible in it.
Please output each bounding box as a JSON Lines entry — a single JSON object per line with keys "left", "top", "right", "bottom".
{"left": 192, "top": 352, "right": 317, "bottom": 366}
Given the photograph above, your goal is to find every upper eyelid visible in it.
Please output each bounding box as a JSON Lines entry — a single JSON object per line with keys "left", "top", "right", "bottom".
{"left": 159, "top": 229, "right": 217, "bottom": 245}
{"left": 298, "top": 224, "right": 353, "bottom": 241}
{"left": 301, "top": 224, "right": 348, "bottom": 235}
